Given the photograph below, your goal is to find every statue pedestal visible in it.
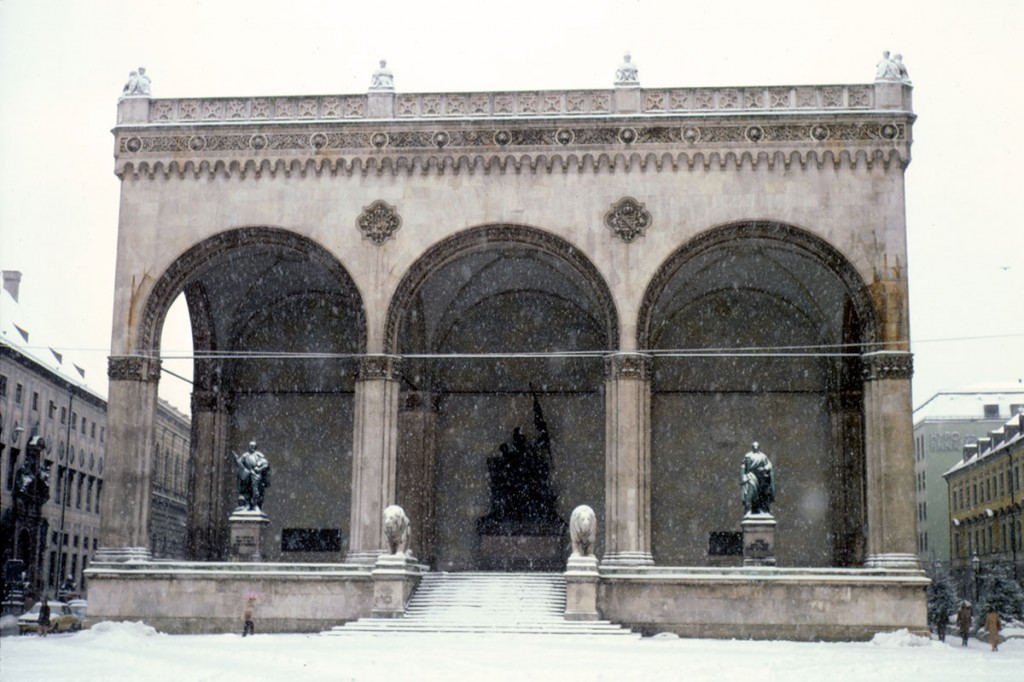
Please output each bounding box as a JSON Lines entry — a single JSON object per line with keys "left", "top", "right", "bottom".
{"left": 740, "top": 513, "right": 776, "bottom": 567}
{"left": 564, "top": 555, "right": 600, "bottom": 621}
{"left": 228, "top": 510, "right": 269, "bottom": 562}
{"left": 371, "top": 553, "right": 421, "bottom": 618}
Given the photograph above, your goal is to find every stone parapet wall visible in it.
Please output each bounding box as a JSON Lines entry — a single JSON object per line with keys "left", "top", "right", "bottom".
{"left": 133, "top": 84, "right": 891, "bottom": 125}
{"left": 84, "top": 562, "right": 373, "bottom": 634}
{"left": 598, "top": 566, "right": 929, "bottom": 641}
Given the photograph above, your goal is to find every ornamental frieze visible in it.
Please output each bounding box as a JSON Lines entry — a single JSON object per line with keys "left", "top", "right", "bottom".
{"left": 118, "top": 122, "right": 906, "bottom": 156}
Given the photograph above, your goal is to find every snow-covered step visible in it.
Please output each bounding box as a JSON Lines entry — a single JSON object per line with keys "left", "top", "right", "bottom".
{"left": 324, "top": 572, "right": 636, "bottom": 637}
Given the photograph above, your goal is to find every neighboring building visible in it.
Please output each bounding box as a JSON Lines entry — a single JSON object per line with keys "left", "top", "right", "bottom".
{"left": 151, "top": 398, "right": 190, "bottom": 559}
{"left": 1, "top": 271, "right": 192, "bottom": 601}
{"left": 944, "top": 410, "right": 1024, "bottom": 580}
{"left": 1, "top": 271, "right": 106, "bottom": 597}
{"left": 913, "top": 385, "right": 1024, "bottom": 565}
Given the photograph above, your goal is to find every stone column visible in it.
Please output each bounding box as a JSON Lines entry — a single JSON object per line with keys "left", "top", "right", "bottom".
{"left": 95, "top": 356, "right": 161, "bottom": 562}
{"left": 346, "top": 355, "right": 402, "bottom": 564}
{"left": 397, "top": 392, "right": 438, "bottom": 565}
{"left": 601, "top": 353, "right": 654, "bottom": 567}
{"left": 862, "top": 351, "right": 919, "bottom": 569}
{"left": 186, "top": 390, "right": 231, "bottom": 560}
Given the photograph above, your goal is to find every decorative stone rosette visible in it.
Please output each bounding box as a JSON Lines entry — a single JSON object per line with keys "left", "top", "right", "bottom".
{"left": 604, "top": 197, "right": 652, "bottom": 243}
{"left": 357, "top": 200, "right": 402, "bottom": 244}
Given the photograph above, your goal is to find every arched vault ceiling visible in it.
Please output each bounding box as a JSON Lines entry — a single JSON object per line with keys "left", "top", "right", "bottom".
{"left": 408, "top": 247, "right": 607, "bottom": 354}
{"left": 649, "top": 239, "right": 852, "bottom": 350}
{"left": 189, "top": 246, "right": 359, "bottom": 350}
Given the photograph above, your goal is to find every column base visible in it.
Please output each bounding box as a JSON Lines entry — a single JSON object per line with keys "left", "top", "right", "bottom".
{"left": 346, "top": 550, "right": 385, "bottom": 566}
{"left": 601, "top": 551, "right": 654, "bottom": 567}
{"left": 865, "top": 553, "right": 920, "bottom": 570}
{"left": 92, "top": 546, "right": 153, "bottom": 563}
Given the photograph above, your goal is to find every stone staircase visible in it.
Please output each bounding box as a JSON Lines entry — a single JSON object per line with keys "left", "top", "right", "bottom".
{"left": 324, "top": 572, "right": 636, "bottom": 636}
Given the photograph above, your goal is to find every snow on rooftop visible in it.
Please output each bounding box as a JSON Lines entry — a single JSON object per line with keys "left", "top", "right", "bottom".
{"left": 0, "top": 283, "right": 106, "bottom": 400}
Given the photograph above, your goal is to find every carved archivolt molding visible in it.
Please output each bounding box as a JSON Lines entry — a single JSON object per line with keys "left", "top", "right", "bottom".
{"left": 357, "top": 200, "right": 402, "bottom": 244}
{"left": 383, "top": 224, "right": 619, "bottom": 355}
{"left": 636, "top": 221, "right": 880, "bottom": 350}
{"left": 108, "top": 355, "right": 162, "bottom": 382}
{"left": 605, "top": 197, "right": 652, "bottom": 243}
{"left": 137, "top": 226, "right": 367, "bottom": 354}
{"left": 861, "top": 351, "right": 913, "bottom": 381}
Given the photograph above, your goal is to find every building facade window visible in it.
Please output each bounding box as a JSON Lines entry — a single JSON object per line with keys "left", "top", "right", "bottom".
{"left": 15, "top": 383, "right": 23, "bottom": 403}
{"left": 32, "top": 391, "right": 39, "bottom": 411}
{"left": 0, "top": 374, "right": 7, "bottom": 396}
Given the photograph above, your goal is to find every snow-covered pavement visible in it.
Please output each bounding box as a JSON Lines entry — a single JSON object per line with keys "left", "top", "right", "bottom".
{"left": 1, "top": 623, "right": 1021, "bottom": 682}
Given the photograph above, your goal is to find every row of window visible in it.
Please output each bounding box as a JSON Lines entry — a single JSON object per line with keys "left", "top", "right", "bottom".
{"left": 951, "top": 462, "right": 1022, "bottom": 512}
{"left": 45, "top": 534, "right": 99, "bottom": 593}
{"left": 954, "top": 518, "right": 1024, "bottom": 557}
{"left": 0, "top": 373, "right": 105, "bottom": 443}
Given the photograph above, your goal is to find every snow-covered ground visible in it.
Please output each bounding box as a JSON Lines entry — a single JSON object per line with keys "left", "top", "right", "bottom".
{"left": 1, "top": 623, "right": 1022, "bottom": 682}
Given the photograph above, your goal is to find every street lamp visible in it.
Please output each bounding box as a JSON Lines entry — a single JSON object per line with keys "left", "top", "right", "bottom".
{"left": 971, "top": 552, "right": 981, "bottom": 604}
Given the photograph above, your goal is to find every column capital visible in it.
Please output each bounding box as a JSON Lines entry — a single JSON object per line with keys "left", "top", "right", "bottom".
{"left": 604, "top": 352, "right": 653, "bottom": 381}
{"left": 108, "top": 355, "right": 162, "bottom": 382}
{"left": 358, "top": 354, "right": 402, "bottom": 381}
{"left": 861, "top": 351, "right": 913, "bottom": 381}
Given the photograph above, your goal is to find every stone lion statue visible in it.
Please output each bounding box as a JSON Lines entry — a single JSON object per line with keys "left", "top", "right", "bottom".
{"left": 569, "top": 505, "right": 597, "bottom": 558}
{"left": 382, "top": 504, "right": 411, "bottom": 555}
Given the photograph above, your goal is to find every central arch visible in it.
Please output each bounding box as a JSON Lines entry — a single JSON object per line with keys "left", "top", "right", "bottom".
{"left": 386, "top": 224, "right": 619, "bottom": 570}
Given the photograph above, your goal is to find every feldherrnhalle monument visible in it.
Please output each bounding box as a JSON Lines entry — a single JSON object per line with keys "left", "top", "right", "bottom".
{"left": 86, "top": 53, "right": 927, "bottom": 639}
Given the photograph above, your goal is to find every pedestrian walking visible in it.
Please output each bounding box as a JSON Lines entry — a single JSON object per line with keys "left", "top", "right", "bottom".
{"left": 984, "top": 606, "right": 1001, "bottom": 652}
{"left": 37, "top": 597, "right": 51, "bottom": 637}
{"left": 242, "top": 597, "right": 256, "bottom": 637}
{"left": 956, "top": 601, "right": 972, "bottom": 647}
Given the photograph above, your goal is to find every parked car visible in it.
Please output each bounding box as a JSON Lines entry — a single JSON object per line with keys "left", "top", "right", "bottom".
{"left": 17, "top": 600, "right": 81, "bottom": 634}
{"left": 67, "top": 598, "right": 88, "bottom": 621}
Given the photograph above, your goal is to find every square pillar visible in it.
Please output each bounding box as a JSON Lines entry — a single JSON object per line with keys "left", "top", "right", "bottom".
{"left": 95, "top": 356, "right": 161, "bottom": 563}
{"left": 862, "top": 351, "right": 919, "bottom": 569}
{"left": 347, "top": 355, "right": 402, "bottom": 564}
{"left": 602, "top": 353, "right": 654, "bottom": 567}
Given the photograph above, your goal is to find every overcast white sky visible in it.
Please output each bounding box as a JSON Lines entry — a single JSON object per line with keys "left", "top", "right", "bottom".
{"left": 1, "top": 0, "right": 1022, "bottom": 415}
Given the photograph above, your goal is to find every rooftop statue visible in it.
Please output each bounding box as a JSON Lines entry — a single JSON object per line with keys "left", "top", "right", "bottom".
{"left": 122, "top": 66, "right": 152, "bottom": 97}
{"left": 615, "top": 52, "right": 639, "bottom": 85}
{"left": 875, "top": 50, "right": 910, "bottom": 83}
{"left": 741, "top": 441, "right": 775, "bottom": 515}
{"left": 370, "top": 59, "right": 394, "bottom": 90}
